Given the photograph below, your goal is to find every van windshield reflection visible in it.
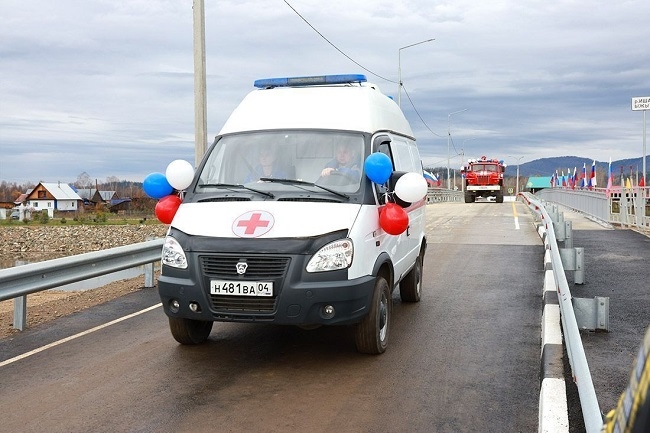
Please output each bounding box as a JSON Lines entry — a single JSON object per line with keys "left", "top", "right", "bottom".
{"left": 197, "top": 131, "right": 364, "bottom": 196}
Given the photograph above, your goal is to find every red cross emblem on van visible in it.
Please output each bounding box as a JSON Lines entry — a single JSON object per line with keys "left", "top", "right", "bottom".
{"left": 232, "top": 210, "right": 274, "bottom": 238}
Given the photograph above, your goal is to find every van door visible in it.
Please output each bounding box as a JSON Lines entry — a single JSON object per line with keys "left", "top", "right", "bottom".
{"left": 390, "top": 137, "right": 424, "bottom": 264}
{"left": 375, "top": 135, "right": 420, "bottom": 282}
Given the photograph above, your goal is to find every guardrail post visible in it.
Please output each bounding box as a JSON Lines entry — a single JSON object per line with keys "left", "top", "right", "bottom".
{"left": 574, "top": 247, "right": 584, "bottom": 285}
{"left": 144, "top": 262, "right": 155, "bottom": 288}
{"left": 572, "top": 296, "right": 610, "bottom": 332}
{"left": 555, "top": 213, "right": 566, "bottom": 241}
{"left": 13, "top": 295, "right": 27, "bottom": 331}
{"left": 564, "top": 221, "right": 573, "bottom": 249}
{"left": 559, "top": 246, "right": 585, "bottom": 285}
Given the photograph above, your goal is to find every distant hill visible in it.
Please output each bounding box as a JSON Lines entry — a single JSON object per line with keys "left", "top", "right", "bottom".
{"left": 507, "top": 155, "right": 650, "bottom": 178}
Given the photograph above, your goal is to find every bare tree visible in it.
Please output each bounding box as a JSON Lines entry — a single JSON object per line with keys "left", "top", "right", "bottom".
{"left": 75, "top": 172, "right": 92, "bottom": 189}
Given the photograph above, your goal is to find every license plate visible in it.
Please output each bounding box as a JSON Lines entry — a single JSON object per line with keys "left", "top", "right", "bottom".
{"left": 210, "top": 280, "right": 273, "bottom": 297}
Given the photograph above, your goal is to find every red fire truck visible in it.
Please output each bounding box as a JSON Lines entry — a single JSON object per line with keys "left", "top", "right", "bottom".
{"left": 462, "top": 156, "right": 506, "bottom": 203}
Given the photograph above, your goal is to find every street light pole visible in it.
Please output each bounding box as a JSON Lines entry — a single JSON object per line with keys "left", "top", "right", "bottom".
{"left": 508, "top": 155, "right": 525, "bottom": 195}
{"left": 460, "top": 138, "right": 476, "bottom": 193}
{"left": 447, "top": 109, "right": 468, "bottom": 189}
{"left": 398, "top": 38, "right": 434, "bottom": 108}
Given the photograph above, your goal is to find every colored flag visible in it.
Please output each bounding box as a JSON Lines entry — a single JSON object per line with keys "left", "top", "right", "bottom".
{"left": 590, "top": 160, "right": 597, "bottom": 188}
{"left": 561, "top": 171, "right": 567, "bottom": 187}
{"left": 572, "top": 167, "right": 578, "bottom": 189}
{"left": 581, "top": 163, "right": 587, "bottom": 188}
{"left": 606, "top": 158, "right": 613, "bottom": 197}
{"left": 423, "top": 170, "right": 437, "bottom": 186}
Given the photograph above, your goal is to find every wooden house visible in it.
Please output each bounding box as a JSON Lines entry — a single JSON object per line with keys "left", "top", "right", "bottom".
{"left": 26, "top": 182, "right": 83, "bottom": 217}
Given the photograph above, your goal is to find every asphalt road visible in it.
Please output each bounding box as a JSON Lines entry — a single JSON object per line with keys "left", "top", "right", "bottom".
{"left": 1, "top": 201, "right": 547, "bottom": 433}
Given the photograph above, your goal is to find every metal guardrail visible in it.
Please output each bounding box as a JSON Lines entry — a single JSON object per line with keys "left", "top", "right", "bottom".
{"left": 425, "top": 187, "right": 464, "bottom": 203}
{"left": 0, "top": 238, "right": 164, "bottom": 330}
{"left": 521, "top": 192, "right": 604, "bottom": 433}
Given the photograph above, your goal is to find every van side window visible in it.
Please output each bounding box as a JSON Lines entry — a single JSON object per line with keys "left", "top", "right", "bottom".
{"left": 392, "top": 139, "right": 417, "bottom": 173}
{"left": 375, "top": 141, "right": 395, "bottom": 203}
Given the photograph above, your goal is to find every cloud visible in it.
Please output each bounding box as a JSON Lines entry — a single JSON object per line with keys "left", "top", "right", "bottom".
{"left": 1, "top": 0, "right": 649, "bottom": 183}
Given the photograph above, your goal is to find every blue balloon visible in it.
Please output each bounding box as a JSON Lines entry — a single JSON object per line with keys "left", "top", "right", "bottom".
{"left": 364, "top": 153, "right": 393, "bottom": 184}
{"left": 143, "top": 172, "right": 173, "bottom": 199}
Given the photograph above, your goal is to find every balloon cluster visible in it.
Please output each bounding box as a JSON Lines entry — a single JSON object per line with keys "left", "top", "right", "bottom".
{"left": 143, "top": 160, "right": 195, "bottom": 224}
{"left": 364, "top": 153, "right": 428, "bottom": 235}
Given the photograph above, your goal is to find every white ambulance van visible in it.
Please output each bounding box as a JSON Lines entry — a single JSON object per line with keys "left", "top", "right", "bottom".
{"left": 158, "top": 74, "right": 427, "bottom": 354}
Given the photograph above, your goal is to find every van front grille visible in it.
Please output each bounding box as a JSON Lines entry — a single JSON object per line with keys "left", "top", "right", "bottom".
{"left": 200, "top": 255, "right": 289, "bottom": 317}
{"left": 200, "top": 256, "right": 290, "bottom": 278}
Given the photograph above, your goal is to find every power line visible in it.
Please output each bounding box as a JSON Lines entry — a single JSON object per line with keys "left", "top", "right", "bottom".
{"left": 283, "top": 1, "right": 442, "bottom": 140}
{"left": 283, "top": 0, "right": 394, "bottom": 82}
{"left": 401, "top": 84, "right": 443, "bottom": 138}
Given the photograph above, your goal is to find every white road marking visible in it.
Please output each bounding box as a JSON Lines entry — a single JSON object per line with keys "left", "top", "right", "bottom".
{"left": 512, "top": 202, "right": 520, "bottom": 230}
{"left": 0, "top": 304, "right": 161, "bottom": 368}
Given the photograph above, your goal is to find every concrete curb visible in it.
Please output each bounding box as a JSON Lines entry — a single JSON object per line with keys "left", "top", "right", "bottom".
{"left": 537, "top": 223, "right": 570, "bottom": 432}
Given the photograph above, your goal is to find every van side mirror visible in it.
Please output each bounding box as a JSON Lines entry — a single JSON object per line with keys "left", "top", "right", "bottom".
{"left": 373, "top": 134, "right": 392, "bottom": 150}
{"left": 388, "top": 171, "right": 411, "bottom": 208}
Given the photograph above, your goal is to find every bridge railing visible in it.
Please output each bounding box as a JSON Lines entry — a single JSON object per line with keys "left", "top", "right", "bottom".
{"left": 425, "top": 187, "right": 463, "bottom": 203}
{"left": 537, "top": 186, "right": 650, "bottom": 230}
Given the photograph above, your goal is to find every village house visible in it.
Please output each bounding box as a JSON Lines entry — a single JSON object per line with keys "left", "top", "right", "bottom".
{"left": 75, "top": 188, "right": 131, "bottom": 213}
{"left": 25, "top": 182, "right": 83, "bottom": 217}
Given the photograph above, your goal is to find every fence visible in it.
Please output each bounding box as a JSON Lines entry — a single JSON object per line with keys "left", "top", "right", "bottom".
{"left": 537, "top": 186, "right": 650, "bottom": 230}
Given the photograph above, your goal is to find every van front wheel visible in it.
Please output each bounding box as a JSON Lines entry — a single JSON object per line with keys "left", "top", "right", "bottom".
{"left": 355, "top": 276, "right": 391, "bottom": 354}
{"left": 168, "top": 317, "right": 213, "bottom": 345}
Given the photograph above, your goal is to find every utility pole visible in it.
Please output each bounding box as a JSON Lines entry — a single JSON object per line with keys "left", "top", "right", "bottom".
{"left": 193, "top": 0, "right": 207, "bottom": 168}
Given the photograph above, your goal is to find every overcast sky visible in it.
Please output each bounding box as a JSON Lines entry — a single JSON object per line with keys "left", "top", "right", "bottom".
{"left": 1, "top": 0, "right": 649, "bottom": 184}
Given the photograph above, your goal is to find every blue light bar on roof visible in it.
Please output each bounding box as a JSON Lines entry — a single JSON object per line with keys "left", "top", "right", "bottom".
{"left": 254, "top": 74, "right": 367, "bottom": 88}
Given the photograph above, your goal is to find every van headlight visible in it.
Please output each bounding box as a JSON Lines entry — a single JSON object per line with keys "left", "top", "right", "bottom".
{"left": 306, "top": 239, "right": 353, "bottom": 272}
{"left": 161, "top": 236, "right": 188, "bottom": 269}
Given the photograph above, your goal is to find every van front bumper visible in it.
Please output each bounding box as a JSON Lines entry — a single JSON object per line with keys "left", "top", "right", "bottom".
{"left": 158, "top": 253, "right": 376, "bottom": 326}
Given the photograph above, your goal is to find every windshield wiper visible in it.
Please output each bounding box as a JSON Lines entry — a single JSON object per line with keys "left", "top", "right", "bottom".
{"left": 259, "top": 178, "right": 349, "bottom": 199}
{"left": 197, "top": 183, "right": 274, "bottom": 198}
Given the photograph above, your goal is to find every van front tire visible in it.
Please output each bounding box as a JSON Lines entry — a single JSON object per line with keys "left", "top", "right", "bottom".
{"left": 355, "top": 275, "right": 391, "bottom": 354}
{"left": 168, "top": 317, "right": 213, "bottom": 345}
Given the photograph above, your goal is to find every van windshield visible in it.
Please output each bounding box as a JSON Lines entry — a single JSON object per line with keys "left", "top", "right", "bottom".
{"left": 196, "top": 131, "right": 365, "bottom": 195}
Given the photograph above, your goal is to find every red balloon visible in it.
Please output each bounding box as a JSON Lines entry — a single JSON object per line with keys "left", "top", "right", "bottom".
{"left": 155, "top": 195, "right": 182, "bottom": 224}
{"left": 379, "top": 202, "right": 409, "bottom": 235}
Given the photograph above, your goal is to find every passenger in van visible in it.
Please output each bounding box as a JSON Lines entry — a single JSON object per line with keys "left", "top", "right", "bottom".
{"left": 320, "top": 143, "right": 361, "bottom": 181}
{"left": 244, "top": 147, "right": 288, "bottom": 182}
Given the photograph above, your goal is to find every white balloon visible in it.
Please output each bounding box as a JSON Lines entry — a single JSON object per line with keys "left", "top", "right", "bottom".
{"left": 394, "top": 172, "right": 428, "bottom": 203}
{"left": 165, "top": 159, "right": 195, "bottom": 190}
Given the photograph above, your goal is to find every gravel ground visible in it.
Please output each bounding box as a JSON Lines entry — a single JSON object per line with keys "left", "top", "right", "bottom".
{"left": 0, "top": 224, "right": 167, "bottom": 339}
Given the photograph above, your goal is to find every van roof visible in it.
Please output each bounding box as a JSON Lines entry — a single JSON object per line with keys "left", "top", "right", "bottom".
{"left": 219, "top": 75, "right": 414, "bottom": 138}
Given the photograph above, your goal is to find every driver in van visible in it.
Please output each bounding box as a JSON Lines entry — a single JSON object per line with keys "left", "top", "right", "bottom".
{"left": 245, "top": 147, "right": 288, "bottom": 182}
{"left": 320, "top": 143, "right": 361, "bottom": 181}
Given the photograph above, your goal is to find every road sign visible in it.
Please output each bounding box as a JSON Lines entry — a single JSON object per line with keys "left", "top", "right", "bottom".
{"left": 632, "top": 97, "right": 650, "bottom": 111}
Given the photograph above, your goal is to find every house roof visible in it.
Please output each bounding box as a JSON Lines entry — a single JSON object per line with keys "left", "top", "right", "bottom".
{"left": 526, "top": 176, "right": 552, "bottom": 189}
{"left": 35, "top": 183, "right": 83, "bottom": 200}
{"left": 99, "top": 191, "right": 117, "bottom": 201}
{"left": 75, "top": 188, "right": 96, "bottom": 200}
